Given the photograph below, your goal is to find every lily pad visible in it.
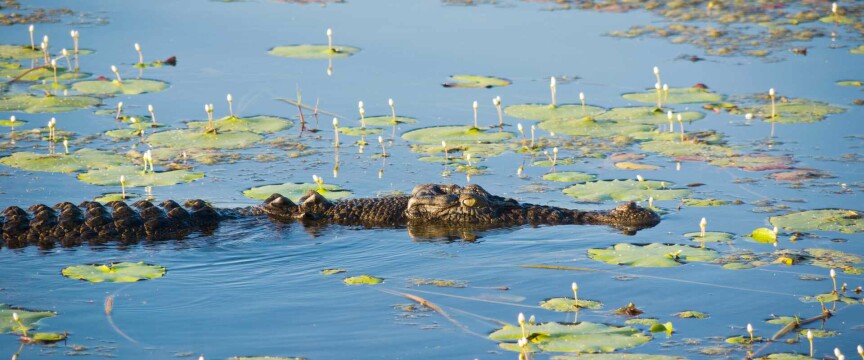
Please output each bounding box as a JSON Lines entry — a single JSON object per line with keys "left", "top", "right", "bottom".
{"left": 765, "top": 316, "right": 797, "bottom": 325}
{"left": 187, "top": 115, "right": 293, "bottom": 134}
{"left": 343, "top": 274, "right": 383, "bottom": 285}
{"left": 78, "top": 166, "right": 204, "bottom": 186}
{"left": 684, "top": 231, "right": 735, "bottom": 243}
{"left": 649, "top": 322, "right": 674, "bottom": 335}
{"left": 726, "top": 335, "right": 763, "bottom": 344}
{"left": 622, "top": 87, "right": 723, "bottom": 104}
{"left": 639, "top": 140, "right": 735, "bottom": 160}
{"left": 242, "top": 182, "right": 352, "bottom": 202}
{"left": 321, "top": 269, "right": 346, "bottom": 275}
{"left": 737, "top": 98, "right": 845, "bottom": 124}
{"left": 819, "top": 15, "right": 855, "bottom": 24}
{"left": 410, "top": 278, "right": 466, "bottom": 288}
{"left": 563, "top": 179, "right": 691, "bottom": 202}
{"left": 94, "top": 193, "right": 140, "bottom": 203}
{"left": 0, "top": 149, "right": 127, "bottom": 173}
{"left": 709, "top": 154, "right": 793, "bottom": 171}
{"left": 768, "top": 169, "right": 833, "bottom": 182}
{"left": 268, "top": 45, "right": 360, "bottom": 59}
{"left": 0, "top": 45, "right": 43, "bottom": 60}
{"left": 0, "top": 304, "right": 56, "bottom": 334}
{"left": 0, "top": 93, "right": 100, "bottom": 113}
{"left": 363, "top": 115, "right": 417, "bottom": 126}
{"left": 770, "top": 209, "right": 863, "bottom": 233}
{"left": 750, "top": 228, "right": 778, "bottom": 243}
{"left": 339, "top": 126, "right": 383, "bottom": 136}
{"left": 552, "top": 354, "right": 685, "bottom": 360}
{"left": 540, "top": 297, "right": 604, "bottom": 311}
{"left": 837, "top": 80, "right": 863, "bottom": 87}
{"left": 490, "top": 321, "right": 652, "bottom": 353}
{"left": 588, "top": 243, "right": 719, "bottom": 267}
{"left": 22, "top": 332, "right": 68, "bottom": 344}
{"left": 0, "top": 118, "right": 27, "bottom": 126}
{"left": 798, "top": 329, "right": 837, "bottom": 338}
{"left": 543, "top": 171, "right": 596, "bottom": 183}
{"left": 852, "top": 45, "right": 864, "bottom": 55}
{"left": 401, "top": 125, "right": 514, "bottom": 144}
{"left": 615, "top": 162, "right": 660, "bottom": 170}
{"left": 681, "top": 198, "right": 729, "bottom": 207}
{"left": 505, "top": 104, "right": 606, "bottom": 122}
{"left": 443, "top": 75, "right": 511, "bottom": 88}
{"left": 757, "top": 354, "right": 813, "bottom": 360}
{"left": 540, "top": 116, "right": 652, "bottom": 138}
{"left": 146, "top": 129, "right": 263, "bottom": 149}
{"left": 61, "top": 262, "right": 166, "bottom": 283}
{"left": 624, "top": 319, "right": 660, "bottom": 326}
{"left": 72, "top": 79, "right": 169, "bottom": 95}
{"left": 0, "top": 67, "right": 90, "bottom": 82}
{"left": 799, "top": 292, "right": 859, "bottom": 304}
{"left": 674, "top": 311, "right": 709, "bottom": 319}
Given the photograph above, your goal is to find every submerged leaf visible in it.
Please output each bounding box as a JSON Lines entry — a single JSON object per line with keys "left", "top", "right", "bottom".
{"left": 588, "top": 243, "right": 719, "bottom": 267}
{"left": 443, "top": 75, "right": 511, "bottom": 88}
{"left": 61, "top": 262, "right": 166, "bottom": 283}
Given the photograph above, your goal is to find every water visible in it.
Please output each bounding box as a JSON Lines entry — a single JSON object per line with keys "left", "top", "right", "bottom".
{"left": 1, "top": 0, "right": 863, "bottom": 358}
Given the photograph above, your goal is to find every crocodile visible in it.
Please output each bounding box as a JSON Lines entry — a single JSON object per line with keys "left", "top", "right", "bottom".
{"left": 0, "top": 183, "right": 660, "bottom": 249}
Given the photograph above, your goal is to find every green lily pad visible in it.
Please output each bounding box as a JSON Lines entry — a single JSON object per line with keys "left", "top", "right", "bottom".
{"left": 146, "top": 129, "right": 263, "bottom": 149}
{"left": 624, "top": 318, "right": 660, "bottom": 326}
{"left": 798, "top": 329, "right": 836, "bottom": 338}
{"left": 0, "top": 67, "right": 90, "bottom": 82}
{"left": 339, "top": 126, "right": 383, "bottom": 136}
{"left": 0, "top": 304, "right": 56, "bottom": 334}
{"left": 819, "top": 15, "right": 854, "bottom": 24}
{"left": 410, "top": 278, "right": 467, "bottom": 288}
{"left": 540, "top": 297, "right": 604, "bottom": 311}
{"left": 737, "top": 98, "right": 845, "bottom": 124}
{"left": 443, "top": 75, "right": 511, "bottom": 88}
{"left": 0, "top": 93, "right": 100, "bottom": 113}
{"left": 105, "top": 128, "right": 147, "bottom": 139}
{"left": 505, "top": 104, "right": 606, "bottom": 122}
{"left": 94, "top": 193, "right": 140, "bottom": 203}
{"left": 242, "top": 182, "right": 352, "bottom": 202}
{"left": 770, "top": 209, "right": 864, "bottom": 233}
{"left": 674, "top": 311, "right": 709, "bottom": 319}
{"left": 765, "top": 316, "right": 797, "bottom": 325}
{"left": 540, "top": 116, "right": 653, "bottom": 138}
{"left": 799, "top": 292, "right": 859, "bottom": 304}
{"left": 0, "top": 149, "right": 127, "bottom": 173}
{"left": 709, "top": 154, "right": 793, "bottom": 171}
{"left": 750, "top": 228, "right": 778, "bottom": 243}
{"left": 563, "top": 179, "right": 691, "bottom": 202}
{"left": 0, "top": 45, "right": 43, "bottom": 60}
{"left": 490, "top": 321, "right": 652, "bottom": 353}
{"left": 78, "top": 166, "right": 204, "bottom": 187}
{"left": 615, "top": 162, "right": 660, "bottom": 170}
{"left": 684, "top": 231, "right": 735, "bottom": 243}
{"left": 0, "top": 118, "right": 27, "bottom": 126}
{"left": 681, "top": 198, "right": 729, "bottom": 207}
{"left": 639, "top": 140, "right": 736, "bottom": 160}
{"left": 649, "top": 322, "right": 674, "bottom": 335}
{"left": 23, "top": 332, "right": 67, "bottom": 343}
{"left": 321, "top": 269, "right": 346, "bottom": 275}
{"left": 72, "top": 79, "right": 169, "bottom": 95}
{"left": 588, "top": 243, "right": 719, "bottom": 267}
{"left": 543, "top": 171, "right": 596, "bottom": 183}
{"left": 552, "top": 354, "right": 685, "bottom": 360}
{"left": 268, "top": 45, "right": 360, "bottom": 59}
{"left": 757, "top": 354, "right": 813, "bottom": 360}
{"left": 726, "top": 335, "right": 762, "bottom": 344}
{"left": 187, "top": 115, "right": 293, "bottom": 134}
{"left": 343, "top": 274, "right": 383, "bottom": 285}
{"left": 622, "top": 87, "right": 723, "bottom": 104}
{"left": 363, "top": 115, "right": 417, "bottom": 126}
{"left": 61, "top": 262, "right": 166, "bottom": 283}
{"left": 837, "top": 80, "right": 863, "bottom": 87}
{"left": 804, "top": 248, "right": 863, "bottom": 271}
{"left": 852, "top": 45, "right": 864, "bottom": 55}
{"left": 401, "top": 125, "right": 514, "bottom": 144}
{"left": 722, "top": 263, "right": 754, "bottom": 270}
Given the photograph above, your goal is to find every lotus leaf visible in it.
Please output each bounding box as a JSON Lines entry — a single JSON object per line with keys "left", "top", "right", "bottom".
{"left": 146, "top": 129, "right": 263, "bottom": 149}
{"left": 615, "top": 162, "right": 660, "bottom": 170}
{"left": 737, "top": 98, "right": 845, "bottom": 124}
{"left": 765, "top": 316, "right": 797, "bottom": 325}
{"left": 0, "top": 67, "right": 89, "bottom": 82}
{"left": 72, "top": 79, "right": 169, "bottom": 95}
{"left": 338, "top": 126, "right": 383, "bottom": 136}
{"left": 852, "top": 45, "right": 864, "bottom": 55}
{"left": 563, "top": 179, "right": 691, "bottom": 202}
{"left": 61, "top": 262, "right": 166, "bottom": 282}
{"left": 595, "top": 107, "right": 705, "bottom": 124}
{"left": 363, "top": 115, "right": 417, "bottom": 126}
{"left": 505, "top": 104, "right": 605, "bottom": 122}
{"left": 23, "top": 332, "right": 67, "bottom": 344}
{"left": 757, "top": 354, "right": 813, "bottom": 360}
{"left": 622, "top": 87, "right": 723, "bottom": 104}
{"left": 681, "top": 199, "right": 729, "bottom": 207}
{"left": 552, "top": 354, "right": 685, "bottom": 360}
{"left": 443, "top": 75, "right": 511, "bottom": 88}
{"left": 588, "top": 243, "right": 719, "bottom": 267}
{"left": 490, "top": 321, "right": 652, "bottom": 353}
{"left": 343, "top": 274, "right": 383, "bottom": 285}
{"left": 639, "top": 140, "right": 735, "bottom": 160}
{"left": 684, "top": 231, "right": 734, "bottom": 243}
{"left": 242, "top": 182, "right": 352, "bottom": 202}
{"left": 543, "top": 171, "right": 596, "bottom": 183}
{"left": 401, "top": 125, "right": 514, "bottom": 144}
{"left": 836, "top": 80, "right": 862, "bottom": 87}
{"left": 321, "top": 269, "right": 346, "bottom": 275}
{"left": 539, "top": 117, "right": 652, "bottom": 138}
{"left": 750, "top": 228, "right": 778, "bottom": 244}
{"left": 0, "top": 45, "right": 42, "bottom": 60}
{"left": 540, "top": 297, "right": 603, "bottom": 311}
{"left": 0, "top": 149, "right": 127, "bottom": 172}
{"left": 709, "top": 155, "right": 792, "bottom": 171}
{"left": 770, "top": 209, "right": 864, "bottom": 233}
{"left": 674, "top": 311, "right": 709, "bottom": 319}
{"left": 0, "top": 304, "right": 56, "bottom": 334}
{"left": 798, "top": 329, "right": 836, "bottom": 338}
{"left": 186, "top": 115, "right": 293, "bottom": 134}
{"left": 78, "top": 166, "right": 204, "bottom": 186}
{"left": 268, "top": 45, "right": 360, "bottom": 59}
{"left": 0, "top": 93, "right": 100, "bottom": 113}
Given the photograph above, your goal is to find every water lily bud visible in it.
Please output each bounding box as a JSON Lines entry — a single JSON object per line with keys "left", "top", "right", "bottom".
{"left": 358, "top": 100, "right": 364, "bottom": 110}
{"left": 667, "top": 110, "right": 673, "bottom": 120}
{"left": 48, "top": 117, "right": 56, "bottom": 127}
{"left": 118, "top": 102, "right": 123, "bottom": 110}
{"left": 111, "top": 65, "right": 118, "bottom": 73}
{"left": 517, "top": 123, "right": 523, "bottom": 132}
{"left": 40, "top": 41, "right": 46, "bottom": 50}
{"left": 571, "top": 282, "right": 578, "bottom": 291}
{"left": 29, "top": 24, "right": 34, "bottom": 33}
{"left": 662, "top": 84, "right": 668, "bottom": 92}
{"left": 806, "top": 329, "right": 813, "bottom": 340}
{"left": 312, "top": 174, "right": 319, "bottom": 183}
{"left": 378, "top": 136, "right": 383, "bottom": 144}
{"left": 745, "top": 113, "right": 754, "bottom": 120}
{"left": 655, "top": 82, "right": 661, "bottom": 90}
{"left": 466, "top": 153, "right": 471, "bottom": 161}
{"left": 518, "top": 312, "right": 525, "bottom": 325}
{"left": 553, "top": 147, "right": 558, "bottom": 154}
{"left": 199, "top": 356, "right": 204, "bottom": 360}
{"left": 70, "top": 30, "right": 76, "bottom": 38}
{"left": 12, "top": 312, "right": 19, "bottom": 322}
{"left": 134, "top": 43, "right": 141, "bottom": 52}
{"left": 746, "top": 323, "right": 753, "bottom": 334}
{"left": 636, "top": 175, "right": 644, "bottom": 182}
{"left": 830, "top": 268, "right": 836, "bottom": 278}
{"left": 130, "top": 117, "right": 137, "bottom": 124}
{"left": 441, "top": 140, "right": 446, "bottom": 148}
{"left": 120, "top": 175, "right": 126, "bottom": 184}
{"left": 148, "top": 104, "right": 154, "bottom": 113}
{"left": 388, "top": 98, "right": 394, "bottom": 107}
{"left": 43, "top": 35, "right": 48, "bottom": 44}
{"left": 648, "top": 196, "right": 654, "bottom": 208}
{"left": 493, "top": 96, "right": 501, "bottom": 106}
{"left": 227, "top": 94, "right": 232, "bottom": 102}
{"left": 835, "top": 348, "right": 843, "bottom": 359}
{"left": 700, "top": 217, "right": 707, "bottom": 227}
{"left": 332, "top": 118, "right": 338, "bottom": 127}
{"left": 579, "top": 92, "right": 585, "bottom": 101}
{"left": 528, "top": 315, "right": 535, "bottom": 325}
{"left": 550, "top": 76, "right": 556, "bottom": 87}
{"left": 857, "top": 344, "right": 862, "bottom": 356}
{"left": 51, "top": 59, "right": 56, "bottom": 67}
{"left": 62, "top": 48, "right": 68, "bottom": 57}
{"left": 677, "top": 114, "right": 682, "bottom": 122}
{"left": 472, "top": 100, "right": 478, "bottom": 109}
{"left": 769, "top": 88, "right": 775, "bottom": 97}
{"left": 10, "top": 115, "right": 15, "bottom": 123}
{"left": 832, "top": 2, "right": 838, "bottom": 15}
{"left": 517, "top": 337, "right": 527, "bottom": 347}
{"left": 653, "top": 66, "right": 660, "bottom": 76}
{"left": 772, "top": 226, "right": 778, "bottom": 234}
{"left": 326, "top": 28, "right": 332, "bottom": 37}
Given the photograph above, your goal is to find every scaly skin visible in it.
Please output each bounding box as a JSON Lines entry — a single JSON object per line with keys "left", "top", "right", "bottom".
{"left": 1, "top": 184, "right": 660, "bottom": 249}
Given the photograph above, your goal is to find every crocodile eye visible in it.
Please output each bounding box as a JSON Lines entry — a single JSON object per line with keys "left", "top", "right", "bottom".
{"left": 462, "top": 198, "right": 476, "bottom": 207}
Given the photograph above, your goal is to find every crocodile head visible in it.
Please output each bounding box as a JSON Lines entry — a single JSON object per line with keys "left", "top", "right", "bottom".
{"left": 405, "top": 184, "right": 518, "bottom": 224}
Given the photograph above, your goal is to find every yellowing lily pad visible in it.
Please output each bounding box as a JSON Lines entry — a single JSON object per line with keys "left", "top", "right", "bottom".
{"left": 563, "top": 179, "right": 691, "bottom": 202}
{"left": 0, "top": 118, "right": 26, "bottom": 126}
{"left": 0, "top": 45, "right": 43, "bottom": 60}
{"left": 363, "top": 115, "right": 417, "bottom": 126}
{"left": 852, "top": 45, "right": 864, "bottom": 55}
{"left": 187, "top": 115, "right": 293, "bottom": 134}
{"left": 0, "top": 304, "right": 56, "bottom": 334}
{"left": 682, "top": 198, "right": 729, "bottom": 207}
{"left": 343, "top": 274, "right": 383, "bottom": 285}
{"left": 837, "top": 80, "right": 863, "bottom": 87}
{"left": 146, "top": 129, "right": 263, "bottom": 149}
{"left": 595, "top": 107, "right": 705, "bottom": 124}
{"left": 72, "top": 79, "right": 169, "bottom": 95}
{"left": 588, "top": 243, "right": 719, "bottom": 267}
{"left": 78, "top": 166, "right": 204, "bottom": 186}
{"left": 750, "top": 228, "right": 778, "bottom": 243}
{"left": 622, "top": 87, "right": 723, "bottom": 104}
{"left": 709, "top": 154, "right": 793, "bottom": 171}
{"left": 401, "top": 125, "right": 514, "bottom": 144}
{"left": 268, "top": 45, "right": 360, "bottom": 59}
{"left": 0, "top": 93, "right": 100, "bottom": 113}
{"left": 321, "top": 269, "right": 346, "bottom": 275}
{"left": 770, "top": 209, "right": 863, "bottom": 233}
{"left": 0, "top": 149, "right": 127, "bottom": 172}
{"left": 22, "top": 331, "right": 68, "bottom": 344}
{"left": 61, "top": 262, "right": 166, "bottom": 282}
{"left": 540, "top": 297, "right": 604, "bottom": 311}
{"left": 674, "top": 311, "right": 709, "bottom": 319}
{"left": 242, "top": 182, "right": 352, "bottom": 202}
{"left": 443, "top": 75, "right": 511, "bottom": 88}
{"left": 490, "top": 321, "right": 652, "bottom": 353}
{"left": 505, "top": 104, "right": 606, "bottom": 122}
{"left": 543, "top": 171, "right": 596, "bottom": 183}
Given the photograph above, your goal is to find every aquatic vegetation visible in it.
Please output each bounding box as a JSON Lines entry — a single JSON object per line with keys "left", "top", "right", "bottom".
{"left": 343, "top": 274, "right": 383, "bottom": 285}
{"left": 732, "top": 97, "right": 845, "bottom": 124}
{"left": 242, "top": 182, "right": 352, "bottom": 201}
{"left": 490, "top": 321, "right": 652, "bottom": 353}
{"left": 0, "top": 148, "right": 127, "bottom": 172}
{"left": 442, "top": 75, "right": 511, "bottom": 88}
{"left": 623, "top": 86, "right": 723, "bottom": 105}
{"left": 0, "top": 93, "right": 100, "bottom": 113}
{"left": 187, "top": 115, "right": 293, "bottom": 134}
{"left": 0, "top": 66, "right": 88, "bottom": 82}
{"left": 320, "top": 269, "right": 346, "bottom": 275}
{"left": 563, "top": 179, "right": 691, "bottom": 202}
{"left": 675, "top": 311, "right": 709, "bottom": 319}
{"left": 0, "top": 305, "right": 56, "bottom": 334}
{"left": 588, "top": 243, "right": 719, "bottom": 267}
{"left": 750, "top": 227, "right": 779, "bottom": 244}
{"left": 684, "top": 231, "right": 734, "bottom": 243}
{"left": 401, "top": 125, "right": 514, "bottom": 144}
{"left": 409, "top": 278, "right": 466, "bottom": 288}
{"left": 709, "top": 154, "right": 793, "bottom": 171}
{"left": 542, "top": 171, "right": 595, "bottom": 183}
{"left": 268, "top": 29, "right": 360, "bottom": 59}
{"left": 146, "top": 129, "right": 263, "bottom": 149}
{"left": 77, "top": 166, "right": 204, "bottom": 186}
{"left": 72, "top": 78, "right": 170, "bottom": 95}
{"left": 770, "top": 209, "right": 864, "bottom": 233}
{"left": 539, "top": 297, "right": 603, "bottom": 311}
{"left": 61, "top": 262, "right": 167, "bottom": 282}
{"left": 505, "top": 104, "right": 605, "bottom": 122}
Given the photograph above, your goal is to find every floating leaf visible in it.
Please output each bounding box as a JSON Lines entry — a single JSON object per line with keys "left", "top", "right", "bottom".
{"left": 443, "top": 75, "right": 511, "bottom": 88}
{"left": 78, "top": 166, "right": 204, "bottom": 186}
{"left": 649, "top": 322, "right": 674, "bottom": 335}
{"left": 339, "top": 126, "right": 383, "bottom": 136}
{"left": 852, "top": 45, "right": 864, "bottom": 55}
{"left": 552, "top": 353, "right": 685, "bottom": 360}
{"left": 615, "top": 162, "right": 660, "bottom": 170}
{"left": 595, "top": 107, "right": 705, "bottom": 125}
{"left": 539, "top": 117, "right": 652, "bottom": 138}
{"left": 622, "top": 87, "right": 723, "bottom": 104}
{"left": 187, "top": 115, "right": 293, "bottom": 134}
{"left": 0, "top": 93, "right": 100, "bottom": 113}
{"left": 726, "top": 335, "right": 762, "bottom": 344}
{"left": 750, "top": 228, "right": 778, "bottom": 243}
{"left": 765, "top": 316, "right": 797, "bottom": 325}
{"left": 563, "top": 179, "right": 691, "bottom": 202}
{"left": 0, "top": 149, "right": 127, "bottom": 173}
{"left": 363, "top": 115, "right": 417, "bottom": 126}
{"left": 682, "top": 198, "right": 729, "bottom": 207}
{"left": 770, "top": 209, "right": 863, "bottom": 233}
{"left": 588, "top": 243, "right": 719, "bottom": 267}
{"left": 709, "top": 154, "right": 793, "bottom": 171}
{"left": 819, "top": 15, "right": 854, "bottom": 24}
{"left": 768, "top": 169, "right": 833, "bottom": 182}
{"left": 639, "top": 140, "right": 735, "bottom": 160}
{"left": 94, "top": 193, "right": 140, "bottom": 203}
{"left": 401, "top": 125, "right": 514, "bottom": 144}
{"left": 242, "top": 182, "right": 352, "bottom": 202}
{"left": 22, "top": 332, "right": 67, "bottom": 344}
{"left": 490, "top": 321, "right": 652, "bottom": 353}
{"left": 799, "top": 292, "right": 859, "bottom": 304}
{"left": 674, "top": 311, "right": 709, "bottom": 319}
{"left": 837, "top": 80, "right": 863, "bottom": 87}
{"left": 540, "top": 297, "right": 603, "bottom": 311}
{"left": 61, "top": 262, "right": 166, "bottom": 283}
{"left": 321, "top": 269, "right": 346, "bottom": 275}
{"left": 0, "top": 67, "right": 89, "bottom": 82}
{"left": 684, "top": 231, "right": 735, "bottom": 243}
{"left": 0, "top": 304, "right": 56, "bottom": 334}
{"left": 72, "top": 79, "right": 169, "bottom": 95}
{"left": 343, "top": 274, "right": 383, "bottom": 285}
{"left": 0, "top": 45, "right": 42, "bottom": 60}
{"left": 0, "top": 118, "right": 27, "bottom": 126}
{"left": 757, "top": 354, "right": 813, "bottom": 360}
{"left": 268, "top": 45, "right": 360, "bottom": 59}
{"left": 146, "top": 129, "right": 263, "bottom": 149}
{"left": 229, "top": 357, "right": 306, "bottom": 360}
{"left": 737, "top": 98, "right": 845, "bottom": 124}
{"left": 505, "top": 104, "right": 605, "bottom": 122}
{"left": 543, "top": 171, "right": 596, "bottom": 183}
{"left": 798, "top": 329, "right": 836, "bottom": 338}
{"left": 624, "top": 318, "right": 660, "bottom": 326}
{"left": 410, "top": 278, "right": 466, "bottom": 288}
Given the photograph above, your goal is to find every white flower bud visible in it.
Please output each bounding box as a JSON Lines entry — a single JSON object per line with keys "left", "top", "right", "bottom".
{"left": 518, "top": 312, "right": 525, "bottom": 324}
{"left": 61, "top": 48, "right": 68, "bottom": 56}
{"left": 227, "top": 94, "right": 232, "bottom": 102}
{"left": 388, "top": 98, "right": 394, "bottom": 107}
{"left": 745, "top": 113, "right": 754, "bottom": 120}
{"left": 550, "top": 77, "right": 556, "bottom": 87}
{"left": 636, "top": 175, "right": 644, "bottom": 182}
{"left": 663, "top": 83, "right": 669, "bottom": 91}
{"left": 134, "top": 43, "right": 141, "bottom": 52}
{"left": 148, "top": 104, "right": 154, "bottom": 112}
{"left": 111, "top": 65, "right": 118, "bottom": 73}
{"left": 9, "top": 115, "right": 15, "bottom": 123}
{"left": 769, "top": 88, "right": 775, "bottom": 97}
{"left": 571, "top": 282, "right": 578, "bottom": 291}
{"left": 806, "top": 330, "right": 813, "bottom": 340}
{"left": 653, "top": 66, "right": 660, "bottom": 76}
{"left": 579, "top": 92, "right": 585, "bottom": 101}
{"left": 700, "top": 217, "right": 707, "bottom": 227}
{"left": 332, "top": 118, "right": 338, "bottom": 127}
{"left": 326, "top": 28, "right": 332, "bottom": 37}
{"left": 655, "top": 82, "right": 661, "bottom": 90}
{"left": 830, "top": 268, "right": 836, "bottom": 278}
{"left": 378, "top": 136, "right": 383, "bottom": 144}
{"left": 667, "top": 110, "right": 673, "bottom": 120}
{"left": 12, "top": 312, "right": 19, "bottom": 322}
{"left": 29, "top": 24, "right": 34, "bottom": 32}
{"left": 51, "top": 59, "right": 56, "bottom": 67}
{"left": 472, "top": 100, "right": 478, "bottom": 109}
